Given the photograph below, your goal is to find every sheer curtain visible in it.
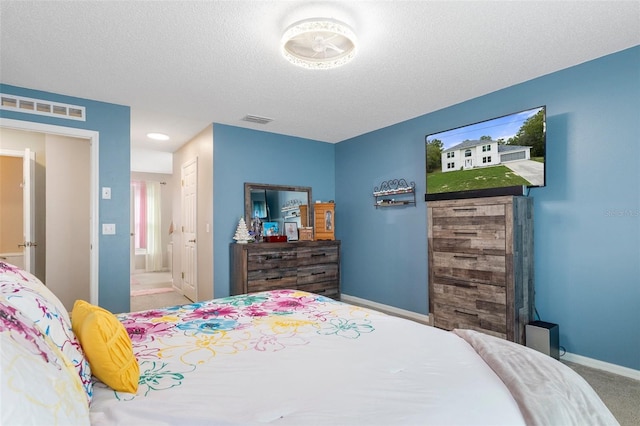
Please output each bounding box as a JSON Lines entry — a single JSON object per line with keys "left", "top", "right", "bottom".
{"left": 145, "top": 181, "right": 163, "bottom": 272}
{"left": 132, "top": 180, "right": 147, "bottom": 250}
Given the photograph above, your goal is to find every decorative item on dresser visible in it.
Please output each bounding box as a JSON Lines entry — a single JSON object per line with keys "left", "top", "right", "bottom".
{"left": 427, "top": 196, "right": 534, "bottom": 343}
{"left": 231, "top": 240, "right": 340, "bottom": 299}
{"left": 314, "top": 202, "right": 335, "bottom": 240}
{"left": 298, "top": 227, "right": 314, "bottom": 241}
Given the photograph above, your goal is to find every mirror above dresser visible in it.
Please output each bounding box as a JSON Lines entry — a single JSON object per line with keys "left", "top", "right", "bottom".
{"left": 235, "top": 183, "right": 340, "bottom": 299}
{"left": 244, "top": 183, "right": 312, "bottom": 238}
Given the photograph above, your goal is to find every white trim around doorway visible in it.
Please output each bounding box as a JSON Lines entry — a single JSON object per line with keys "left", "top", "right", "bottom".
{"left": 0, "top": 118, "right": 100, "bottom": 305}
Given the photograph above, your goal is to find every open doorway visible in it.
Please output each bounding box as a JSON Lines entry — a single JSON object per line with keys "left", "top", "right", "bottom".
{"left": 0, "top": 123, "right": 97, "bottom": 310}
{"left": 129, "top": 171, "right": 188, "bottom": 311}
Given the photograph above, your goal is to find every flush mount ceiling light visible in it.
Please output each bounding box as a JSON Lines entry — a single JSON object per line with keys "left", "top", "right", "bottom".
{"left": 281, "top": 18, "right": 357, "bottom": 70}
{"left": 146, "top": 132, "right": 170, "bottom": 141}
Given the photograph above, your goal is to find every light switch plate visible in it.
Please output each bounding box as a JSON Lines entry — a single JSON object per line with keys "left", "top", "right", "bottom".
{"left": 102, "top": 223, "right": 116, "bottom": 235}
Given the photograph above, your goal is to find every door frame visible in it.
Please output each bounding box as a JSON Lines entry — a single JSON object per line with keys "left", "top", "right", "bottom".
{"left": 0, "top": 118, "right": 100, "bottom": 305}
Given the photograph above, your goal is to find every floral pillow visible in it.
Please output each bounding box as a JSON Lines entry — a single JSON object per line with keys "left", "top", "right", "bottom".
{"left": 0, "top": 261, "right": 70, "bottom": 323}
{"left": 0, "top": 301, "right": 90, "bottom": 425}
{"left": 0, "top": 263, "right": 93, "bottom": 403}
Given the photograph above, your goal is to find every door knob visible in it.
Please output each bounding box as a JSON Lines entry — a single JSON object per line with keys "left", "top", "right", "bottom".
{"left": 188, "top": 239, "right": 196, "bottom": 243}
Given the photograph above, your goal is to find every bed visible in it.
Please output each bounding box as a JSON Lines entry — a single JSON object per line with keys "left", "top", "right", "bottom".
{"left": 0, "top": 262, "right": 618, "bottom": 425}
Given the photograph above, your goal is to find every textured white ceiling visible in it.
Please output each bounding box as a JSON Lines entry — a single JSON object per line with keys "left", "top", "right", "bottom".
{"left": 1, "top": 1, "right": 638, "bottom": 153}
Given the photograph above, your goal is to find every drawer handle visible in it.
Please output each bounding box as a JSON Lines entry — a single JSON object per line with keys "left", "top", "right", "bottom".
{"left": 311, "top": 253, "right": 326, "bottom": 257}
{"left": 453, "top": 255, "right": 478, "bottom": 260}
{"left": 454, "top": 309, "right": 478, "bottom": 317}
{"left": 454, "top": 231, "right": 477, "bottom": 236}
{"left": 311, "top": 271, "right": 326, "bottom": 276}
{"left": 265, "top": 276, "right": 283, "bottom": 281}
{"left": 453, "top": 282, "right": 477, "bottom": 289}
{"left": 453, "top": 208, "right": 477, "bottom": 212}
{"left": 265, "top": 255, "right": 283, "bottom": 260}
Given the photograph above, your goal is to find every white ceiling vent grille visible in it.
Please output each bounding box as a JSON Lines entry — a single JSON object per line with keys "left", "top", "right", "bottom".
{"left": 0, "top": 93, "right": 86, "bottom": 121}
{"left": 242, "top": 114, "right": 273, "bottom": 125}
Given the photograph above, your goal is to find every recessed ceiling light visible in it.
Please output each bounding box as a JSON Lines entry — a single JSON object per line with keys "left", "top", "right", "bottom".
{"left": 281, "top": 18, "right": 357, "bottom": 70}
{"left": 146, "top": 132, "right": 170, "bottom": 141}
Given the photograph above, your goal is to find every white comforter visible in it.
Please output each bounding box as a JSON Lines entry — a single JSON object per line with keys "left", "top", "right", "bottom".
{"left": 90, "top": 290, "right": 525, "bottom": 425}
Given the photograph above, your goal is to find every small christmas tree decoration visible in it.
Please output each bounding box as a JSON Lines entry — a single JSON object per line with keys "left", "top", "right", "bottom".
{"left": 233, "top": 217, "right": 252, "bottom": 243}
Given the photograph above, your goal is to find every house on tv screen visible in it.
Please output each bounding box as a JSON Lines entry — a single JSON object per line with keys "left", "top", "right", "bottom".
{"left": 441, "top": 139, "right": 531, "bottom": 171}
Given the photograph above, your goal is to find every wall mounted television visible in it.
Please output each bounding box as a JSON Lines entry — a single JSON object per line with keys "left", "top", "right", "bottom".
{"left": 425, "top": 105, "right": 546, "bottom": 201}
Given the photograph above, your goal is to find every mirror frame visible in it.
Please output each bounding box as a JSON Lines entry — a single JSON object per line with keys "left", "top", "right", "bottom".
{"left": 244, "top": 182, "right": 312, "bottom": 232}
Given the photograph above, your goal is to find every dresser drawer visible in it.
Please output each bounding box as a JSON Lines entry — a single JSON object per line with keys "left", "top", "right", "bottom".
{"left": 431, "top": 204, "right": 505, "bottom": 219}
{"left": 431, "top": 205, "right": 505, "bottom": 237}
{"left": 430, "top": 231, "right": 505, "bottom": 255}
{"left": 297, "top": 281, "right": 340, "bottom": 298}
{"left": 431, "top": 252, "right": 506, "bottom": 286}
{"left": 246, "top": 248, "right": 297, "bottom": 271}
{"left": 432, "top": 301, "right": 507, "bottom": 338}
{"left": 297, "top": 263, "right": 338, "bottom": 285}
{"left": 247, "top": 268, "right": 297, "bottom": 292}
{"left": 431, "top": 280, "right": 506, "bottom": 311}
{"left": 296, "top": 246, "right": 339, "bottom": 266}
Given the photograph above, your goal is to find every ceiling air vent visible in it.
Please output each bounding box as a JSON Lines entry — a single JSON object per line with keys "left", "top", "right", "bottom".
{"left": 242, "top": 114, "right": 273, "bottom": 125}
{"left": 0, "top": 93, "right": 86, "bottom": 121}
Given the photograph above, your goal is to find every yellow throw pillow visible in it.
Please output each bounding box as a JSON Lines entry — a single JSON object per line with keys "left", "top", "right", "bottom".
{"left": 71, "top": 300, "right": 139, "bottom": 394}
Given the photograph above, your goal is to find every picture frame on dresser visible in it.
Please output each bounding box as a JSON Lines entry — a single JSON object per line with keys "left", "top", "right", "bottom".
{"left": 284, "top": 222, "right": 298, "bottom": 241}
{"left": 262, "top": 221, "right": 279, "bottom": 236}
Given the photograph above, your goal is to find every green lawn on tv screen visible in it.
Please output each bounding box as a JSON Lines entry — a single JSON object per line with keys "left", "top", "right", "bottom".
{"left": 427, "top": 165, "right": 531, "bottom": 194}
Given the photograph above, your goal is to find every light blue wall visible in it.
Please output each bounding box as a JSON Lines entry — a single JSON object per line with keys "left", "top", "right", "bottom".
{"left": 0, "top": 84, "right": 131, "bottom": 314}
{"left": 212, "top": 124, "right": 335, "bottom": 298}
{"left": 335, "top": 46, "right": 640, "bottom": 370}
{"left": 336, "top": 121, "right": 429, "bottom": 314}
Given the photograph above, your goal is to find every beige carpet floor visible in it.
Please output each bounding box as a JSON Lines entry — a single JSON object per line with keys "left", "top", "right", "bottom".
{"left": 563, "top": 360, "right": 640, "bottom": 426}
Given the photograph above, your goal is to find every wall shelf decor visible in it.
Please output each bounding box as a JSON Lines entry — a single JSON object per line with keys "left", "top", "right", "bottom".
{"left": 373, "top": 178, "right": 416, "bottom": 207}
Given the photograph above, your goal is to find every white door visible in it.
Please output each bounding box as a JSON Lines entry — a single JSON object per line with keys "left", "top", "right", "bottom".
{"left": 22, "top": 148, "right": 35, "bottom": 273}
{"left": 182, "top": 158, "right": 198, "bottom": 301}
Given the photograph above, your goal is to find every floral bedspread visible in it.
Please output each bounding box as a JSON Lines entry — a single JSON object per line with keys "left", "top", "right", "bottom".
{"left": 90, "top": 289, "right": 525, "bottom": 426}
{"left": 116, "top": 290, "right": 373, "bottom": 398}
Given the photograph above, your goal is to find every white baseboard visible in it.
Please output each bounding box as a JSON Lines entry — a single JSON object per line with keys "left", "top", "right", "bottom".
{"left": 563, "top": 352, "right": 640, "bottom": 381}
{"left": 340, "top": 293, "right": 431, "bottom": 325}
{"left": 340, "top": 294, "right": 639, "bottom": 381}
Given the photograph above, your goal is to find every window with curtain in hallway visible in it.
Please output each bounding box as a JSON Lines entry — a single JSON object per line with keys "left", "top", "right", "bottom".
{"left": 131, "top": 179, "right": 164, "bottom": 271}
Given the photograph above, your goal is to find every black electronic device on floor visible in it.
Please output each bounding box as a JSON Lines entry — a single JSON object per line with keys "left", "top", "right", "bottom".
{"left": 526, "top": 320, "right": 560, "bottom": 360}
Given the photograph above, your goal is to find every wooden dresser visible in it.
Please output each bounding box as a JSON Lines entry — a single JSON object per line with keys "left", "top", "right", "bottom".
{"left": 427, "top": 196, "right": 534, "bottom": 343}
{"left": 231, "top": 240, "right": 340, "bottom": 299}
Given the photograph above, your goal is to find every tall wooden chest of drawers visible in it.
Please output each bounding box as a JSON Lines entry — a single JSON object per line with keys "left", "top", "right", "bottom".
{"left": 427, "top": 196, "right": 534, "bottom": 343}
{"left": 231, "top": 240, "right": 340, "bottom": 299}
